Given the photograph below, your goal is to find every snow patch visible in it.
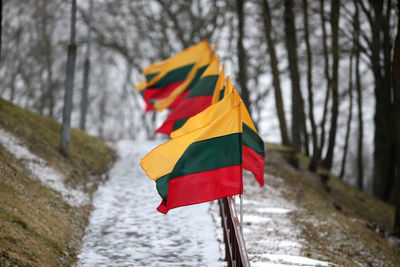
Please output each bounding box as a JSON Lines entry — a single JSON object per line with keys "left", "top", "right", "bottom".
{"left": 260, "top": 254, "right": 332, "bottom": 266}
{"left": 388, "top": 235, "right": 400, "bottom": 246}
{"left": 78, "top": 140, "right": 224, "bottom": 266}
{"left": 278, "top": 241, "right": 302, "bottom": 248}
{"left": 252, "top": 263, "right": 315, "bottom": 267}
{"left": 244, "top": 215, "right": 272, "bottom": 224}
{"left": 0, "top": 128, "right": 89, "bottom": 207}
{"left": 257, "top": 207, "right": 292, "bottom": 214}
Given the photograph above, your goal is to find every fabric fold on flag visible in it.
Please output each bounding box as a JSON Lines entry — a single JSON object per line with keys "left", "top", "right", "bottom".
{"left": 140, "top": 94, "right": 243, "bottom": 214}
{"left": 135, "top": 40, "right": 212, "bottom": 112}
{"left": 171, "top": 78, "right": 265, "bottom": 187}
{"left": 156, "top": 57, "right": 224, "bottom": 135}
{"left": 211, "top": 64, "right": 227, "bottom": 104}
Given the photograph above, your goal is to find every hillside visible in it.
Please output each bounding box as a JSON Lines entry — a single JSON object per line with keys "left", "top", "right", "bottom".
{"left": 263, "top": 143, "right": 400, "bottom": 265}
{"left": 0, "top": 99, "right": 115, "bottom": 266}
{"left": 1, "top": 97, "right": 399, "bottom": 266}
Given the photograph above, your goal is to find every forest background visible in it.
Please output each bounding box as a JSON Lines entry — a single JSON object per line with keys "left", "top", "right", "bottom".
{"left": 1, "top": 0, "right": 399, "bottom": 229}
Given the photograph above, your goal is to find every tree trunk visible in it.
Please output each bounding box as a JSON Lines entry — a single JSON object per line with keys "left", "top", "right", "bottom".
{"left": 98, "top": 86, "right": 107, "bottom": 138}
{"left": 283, "top": 0, "right": 308, "bottom": 153}
{"left": 0, "top": 0, "right": 2, "bottom": 60}
{"left": 392, "top": 0, "right": 400, "bottom": 234}
{"left": 318, "top": 0, "right": 331, "bottom": 164}
{"left": 236, "top": 0, "right": 251, "bottom": 113}
{"left": 262, "top": 0, "right": 290, "bottom": 146}
{"left": 61, "top": 0, "right": 77, "bottom": 156}
{"left": 40, "top": 0, "right": 55, "bottom": 118}
{"left": 324, "top": 0, "right": 340, "bottom": 170}
{"left": 370, "top": 0, "right": 395, "bottom": 201}
{"left": 80, "top": 0, "right": 94, "bottom": 131}
{"left": 340, "top": 53, "right": 353, "bottom": 179}
{"left": 354, "top": 0, "right": 364, "bottom": 190}
{"left": 302, "top": 0, "right": 318, "bottom": 170}
{"left": 383, "top": 0, "right": 396, "bottom": 203}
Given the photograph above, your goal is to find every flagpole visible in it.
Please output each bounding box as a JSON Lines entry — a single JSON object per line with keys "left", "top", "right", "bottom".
{"left": 240, "top": 193, "right": 243, "bottom": 232}
{"left": 238, "top": 96, "right": 244, "bottom": 233}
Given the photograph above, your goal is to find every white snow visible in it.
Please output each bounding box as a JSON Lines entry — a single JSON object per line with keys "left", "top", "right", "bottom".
{"left": 0, "top": 128, "right": 89, "bottom": 207}
{"left": 239, "top": 171, "right": 334, "bottom": 266}
{"left": 78, "top": 140, "right": 225, "bottom": 266}
{"left": 258, "top": 254, "right": 332, "bottom": 266}
{"left": 244, "top": 215, "right": 272, "bottom": 223}
{"left": 257, "top": 207, "right": 292, "bottom": 214}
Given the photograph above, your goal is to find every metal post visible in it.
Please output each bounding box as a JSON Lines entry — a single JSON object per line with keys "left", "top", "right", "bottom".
{"left": 240, "top": 194, "right": 243, "bottom": 232}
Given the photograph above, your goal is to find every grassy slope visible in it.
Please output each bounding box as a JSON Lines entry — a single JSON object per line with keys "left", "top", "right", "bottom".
{"left": 0, "top": 99, "right": 115, "bottom": 266}
{"left": 265, "top": 142, "right": 400, "bottom": 266}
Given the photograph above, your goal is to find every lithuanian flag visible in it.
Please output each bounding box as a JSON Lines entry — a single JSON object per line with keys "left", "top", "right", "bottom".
{"left": 136, "top": 40, "right": 212, "bottom": 112}
{"left": 155, "top": 56, "right": 224, "bottom": 135}
{"left": 140, "top": 93, "right": 243, "bottom": 214}
{"left": 172, "top": 78, "right": 265, "bottom": 187}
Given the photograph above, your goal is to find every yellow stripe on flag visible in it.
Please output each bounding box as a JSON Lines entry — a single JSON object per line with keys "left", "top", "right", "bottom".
{"left": 200, "top": 55, "right": 219, "bottom": 78}
{"left": 135, "top": 60, "right": 168, "bottom": 91}
{"left": 171, "top": 78, "right": 257, "bottom": 137}
{"left": 211, "top": 64, "right": 226, "bottom": 104}
{"left": 153, "top": 49, "right": 212, "bottom": 111}
{"left": 146, "top": 40, "right": 211, "bottom": 88}
{"left": 135, "top": 41, "right": 210, "bottom": 92}
{"left": 142, "top": 58, "right": 168, "bottom": 76}
{"left": 141, "top": 99, "right": 241, "bottom": 181}
{"left": 226, "top": 77, "right": 257, "bottom": 132}
{"left": 171, "top": 90, "right": 236, "bottom": 139}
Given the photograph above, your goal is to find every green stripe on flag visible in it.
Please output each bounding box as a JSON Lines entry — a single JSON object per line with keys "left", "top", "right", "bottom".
{"left": 218, "top": 88, "right": 225, "bottom": 100}
{"left": 155, "top": 133, "right": 242, "bottom": 204}
{"left": 149, "top": 64, "right": 194, "bottom": 88}
{"left": 185, "top": 65, "right": 209, "bottom": 90}
{"left": 145, "top": 73, "right": 158, "bottom": 82}
{"left": 156, "top": 174, "right": 170, "bottom": 203}
{"left": 173, "top": 118, "right": 188, "bottom": 131}
{"left": 243, "top": 124, "right": 265, "bottom": 157}
{"left": 185, "top": 75, "right": 219, "bottom": 98}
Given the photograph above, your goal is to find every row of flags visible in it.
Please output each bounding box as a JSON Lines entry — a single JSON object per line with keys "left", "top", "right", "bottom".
{"left": 136, "top": 40, "right": 265, "bottom": 214}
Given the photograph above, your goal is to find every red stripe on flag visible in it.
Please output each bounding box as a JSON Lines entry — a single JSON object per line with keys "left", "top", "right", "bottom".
{"left": 243, "top": 145, "right": 265, "bottom": 187}
{"left": 143, "top": 81, "right": 184, "bottom": 111}
{"left": 155, "top": 96, "right": 212, "bottom": 135}
{"left": 145, "top": 101, "right": 155, "bottom": 112}
{"left": 156, "top": 165, "right": 242, "bottom": 214}
{"left": 167, "top": 90, "right": 191, "bottom": 109}
{"left": 166, "top": 96, "right": 212, "bottom": 121}
{"left": 155, "top": 121, "right": 174, "bottom": 135}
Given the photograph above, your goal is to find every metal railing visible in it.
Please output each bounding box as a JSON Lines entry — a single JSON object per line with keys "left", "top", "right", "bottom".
{"left": 219, "top": 196, "right": 250, "bottom": 267}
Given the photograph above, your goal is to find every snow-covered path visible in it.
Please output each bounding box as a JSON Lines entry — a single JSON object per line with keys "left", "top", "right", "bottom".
{"left": 78, "top": 140, "right": 223, "bottom": 267}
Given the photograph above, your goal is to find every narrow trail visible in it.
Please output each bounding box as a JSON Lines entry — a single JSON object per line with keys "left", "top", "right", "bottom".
{"left": 78, "top": 140, "right": 223, "bottom": 267}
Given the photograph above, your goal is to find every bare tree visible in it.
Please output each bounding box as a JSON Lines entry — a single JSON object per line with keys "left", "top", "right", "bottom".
{"left": 283, "top": 0, "right": 308, "bottom": 153}
{"left": 60, "top": 0, "right": 77, "bottom": 156}
{"left": 392, "top": 0, "right": 400, "bottom": 234}
{"left": 317, "top": 0, "right": 331, "bottom": 165}
{"left": 80, "top": 0, "right": 94, "bottom": 131}
{"left": 262, "top": 0, "right": 290, "bottom": 145}
{"left": 324, "top": 0, "right": 340, "bottom": 170}
{"left": 340, "top": 52, "right": 354, "bottom": 179}
{"left": 302, "top": 0, "right": 319, "bottom": 169}
{"left": 361, "top": 0, "right": 396, "bottom": 201}
{"left": 236, "top": 0, "right": 251, "bottom": 112}
{"left": 1, "top": 0, "right": 2, "bottom": 60}
{"left": 354, "top": 0, "right": 364, "bottom": 190}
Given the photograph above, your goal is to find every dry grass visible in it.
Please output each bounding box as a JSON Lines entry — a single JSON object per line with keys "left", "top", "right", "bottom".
{"left": 265, "top": 143, "right": 400, "bottom": 266}
{"left": 0, "top": 99, "right": 115, "bottom": 266}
